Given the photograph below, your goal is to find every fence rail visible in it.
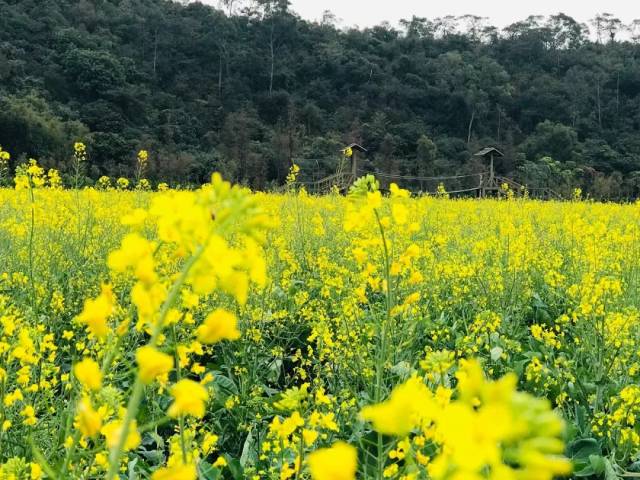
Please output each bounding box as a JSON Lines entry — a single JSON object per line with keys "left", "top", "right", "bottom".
{"left": 292, "top": 166, "right": 563, "bottom": 199}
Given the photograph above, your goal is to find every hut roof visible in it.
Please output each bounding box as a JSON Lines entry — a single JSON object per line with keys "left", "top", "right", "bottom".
{"left": 474, "top": 147, "right": 504, "bottom": 157}
{"left": 342, "top": 143, "right": 368, "bottom": 153}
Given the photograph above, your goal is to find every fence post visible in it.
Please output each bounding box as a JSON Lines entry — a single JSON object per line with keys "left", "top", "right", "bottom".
{"left": 351, "top": 151, "right": 358, "bottom": 177}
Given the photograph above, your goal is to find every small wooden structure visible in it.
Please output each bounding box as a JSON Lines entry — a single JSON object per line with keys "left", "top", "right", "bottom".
{"left": 474, "top": 147, "right": 503, "bottom": 197}
{"left": 342, "top": 143, "right": 368, "bottom": 177}
{"left": 298, "top": 142, "right": 561, "bottom": 199}
{"left": 474, "top": 147, "right": 503, "bottom": 185}
{"left": 472, "top": 147, "right": 560, "bottom": 199}
{"left": 300, "top": 143, "right": 368, "bottom": 194}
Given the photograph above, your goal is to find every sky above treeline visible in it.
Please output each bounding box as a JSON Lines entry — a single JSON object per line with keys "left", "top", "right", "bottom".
{"left": 200, "top": 0, "right": 638, "bottom": 29}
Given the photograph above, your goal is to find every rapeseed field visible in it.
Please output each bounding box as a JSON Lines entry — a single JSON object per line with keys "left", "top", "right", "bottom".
{"left": 0, "top": 157, "right": 638, "bottom": 479}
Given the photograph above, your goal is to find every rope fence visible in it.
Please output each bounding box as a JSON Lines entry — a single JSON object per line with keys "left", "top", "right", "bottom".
{"left": 291, "top": 157, "right": 561, "bottom": 199}
{"left": 364, "top": 170, "right": 485, "bottom": 182}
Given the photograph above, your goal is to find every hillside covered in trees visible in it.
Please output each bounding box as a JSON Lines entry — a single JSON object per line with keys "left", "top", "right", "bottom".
{"left": 2, "top": 0, "right": 640, "bottom": 196}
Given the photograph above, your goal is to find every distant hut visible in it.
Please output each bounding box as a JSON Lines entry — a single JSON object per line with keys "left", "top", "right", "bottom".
{"left": 474, "top": 147, "right": 504, "bottom": 196}
{"left": 341, "top": 143, "right": 368, "bottom": 177}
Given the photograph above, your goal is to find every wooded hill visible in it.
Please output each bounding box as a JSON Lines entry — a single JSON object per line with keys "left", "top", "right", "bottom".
{"left": 2, "top": 1, "right": 640, "bottom": 197}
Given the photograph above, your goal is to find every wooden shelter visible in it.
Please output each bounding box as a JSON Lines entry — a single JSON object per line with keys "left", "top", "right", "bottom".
{"left": 299, "top": 142, "right": 560, "bottom": 198}
{"left": 474, "top": 146, "right": 504, "bottom": 185}
{"left": 341, "top": 143, "right": 368, "bottom": 177}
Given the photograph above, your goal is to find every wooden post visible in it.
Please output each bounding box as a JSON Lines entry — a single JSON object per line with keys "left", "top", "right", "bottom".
{"left": 473, "top": 147, "right": 503, "bottom": 195}
{"left": 489, "top": 153, "right": 494, "bottom": 187}
{"left": 351, "top": 150, "right": 358, "bottom": 178}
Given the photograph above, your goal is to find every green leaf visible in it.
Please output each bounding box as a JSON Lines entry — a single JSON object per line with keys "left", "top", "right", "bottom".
{"left": 627, "top": 460, "right": 640, "bottom": 473}
{"left": 263, "top": 386, "right": 280, "bottom": 396}
{"left": 603, "top": 458, "right": 619, "bottom": 480}
{"left": 572, "top": 462, "right": 595, "bottom": 477}
{"left": 146, "top": 430, "right": 165, "bottom": 450}
{"left": 532, "top": 293, "right": 545, "bottom": 308}
{"left": 240, "top": 429, "right": 256, "bottom": 468}
{"left": 267, "top": 358, "right": 282, "bottom": 384}
{"left": 568, "top": 438, "right": 601, "bottom": 460}
{"left": 197, "top": 461, "right": 221, "bottom": 480}
{"left": 127, "top": 458, "right": 138, "bottom": 480}
{"left": 390, "top": 361, "right": 413, "bottom": 379}
{"left": 588, "top": 455, "right": 606, "bottom": 475}
{"left": 575, "top": 405, "right": 588, "bottom": 432}
{"left": 224, "top": 456, "right": 244, "bottom": 480}
{"left": 569, "top": 438, "right": 603, "bottom": 477}
{"left": 211, "top": 371, "right": 239, "bottom": 396}
{"left": 490, "top": 346, "right": 503, "bottom": 361}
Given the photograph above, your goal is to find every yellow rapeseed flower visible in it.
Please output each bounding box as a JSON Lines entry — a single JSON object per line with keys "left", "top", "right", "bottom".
{"left": 20, "top": 405, "right": 37, "bottom": 426}
{"left": 167, "top": 379, "right": 209, "bottom": 418}
{"left": 75, "top": 397, "right": 102, "bottom": 437}
{"left": 151, "top": 463, "right": 197, "bottom": 480}
{"left": 73, "top": 358, "right": 102, "bottom": 391}
{"left": 101, "top": 419, "right": 141, "bottom": 451}
{"left": 30, "top": 462, "right": 42, "bottom": 480}
{"left": 307, "top": 442, "right": 357, "bottom": 480}
{"left": 76, "top": 284, "right": 115, "bottom": 339}
{"left": 196, "top": 309, "right": 240, "bottom": 344}
{"left": 136, "top": 346, "right": 174, "bottom": 384}
{"left": 360, "top": 377, "right": 436, "bottom": 436}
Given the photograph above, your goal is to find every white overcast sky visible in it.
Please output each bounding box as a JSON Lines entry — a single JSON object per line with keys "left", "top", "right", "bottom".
{"left": 289, "top": 0, "right": 637, "bottom": 28}
{"left": 202, "top": 0, "right": 638, "bottom": 28}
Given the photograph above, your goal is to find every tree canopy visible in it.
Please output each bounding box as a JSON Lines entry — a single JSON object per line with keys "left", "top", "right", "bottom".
{"left": 1, "top": 1, "right": 640, "bottom": 197}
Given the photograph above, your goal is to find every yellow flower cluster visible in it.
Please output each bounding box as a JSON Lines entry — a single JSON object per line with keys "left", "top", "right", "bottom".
{"left": 286, "top": 163, "right": 300, "bottom": 185}
{"left": 594, "top": 385, "right": 640, "bottom": 455}
{"left": 0, "top": 146, "right": 10, "bottom": 185}
{"left": 2, "top": 164, "right": 640, "bottom": 478}
{"left": 361, "top": 359, "right": 572, "bottom": 480}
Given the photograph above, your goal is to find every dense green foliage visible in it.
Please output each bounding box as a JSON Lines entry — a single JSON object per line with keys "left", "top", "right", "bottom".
{"left": 2, "top": 1, "right": 640, "bottom": 196}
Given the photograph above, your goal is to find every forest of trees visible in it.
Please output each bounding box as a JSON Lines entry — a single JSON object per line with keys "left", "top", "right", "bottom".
{"left": 2, "top": 0, "right": 640, "bottom": 197}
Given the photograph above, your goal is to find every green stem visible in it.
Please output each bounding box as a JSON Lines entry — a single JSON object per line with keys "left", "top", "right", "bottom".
{"left": 373, "top": 208, "right": 392, "bottom": 480}
{"left": 138, "top": 416, "right": 172, "bottom": 433}
{"left": 373, "top": 209, "right": 392, "bottom": 403}
{"left": 105, "top": 244, "right": 206, "bottom": 479}
{"left": 27, "top": 179, "right": 36, "bottom": 311}
{"left": 60, "top": 315, "right": 126, "bottom": 477}
{"left": 172, "top": 324, "right": 188, "bottom": 463}
{"left": 294, "top": 430, "right": 305, "bottom": 480}
{"left": 60, "top": 430, "right": 82, "bottom": 476}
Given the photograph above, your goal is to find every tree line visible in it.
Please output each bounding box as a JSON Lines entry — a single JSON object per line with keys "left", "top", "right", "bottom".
{"left": 2, "top": 0, "right": 640, "bottom": 197}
